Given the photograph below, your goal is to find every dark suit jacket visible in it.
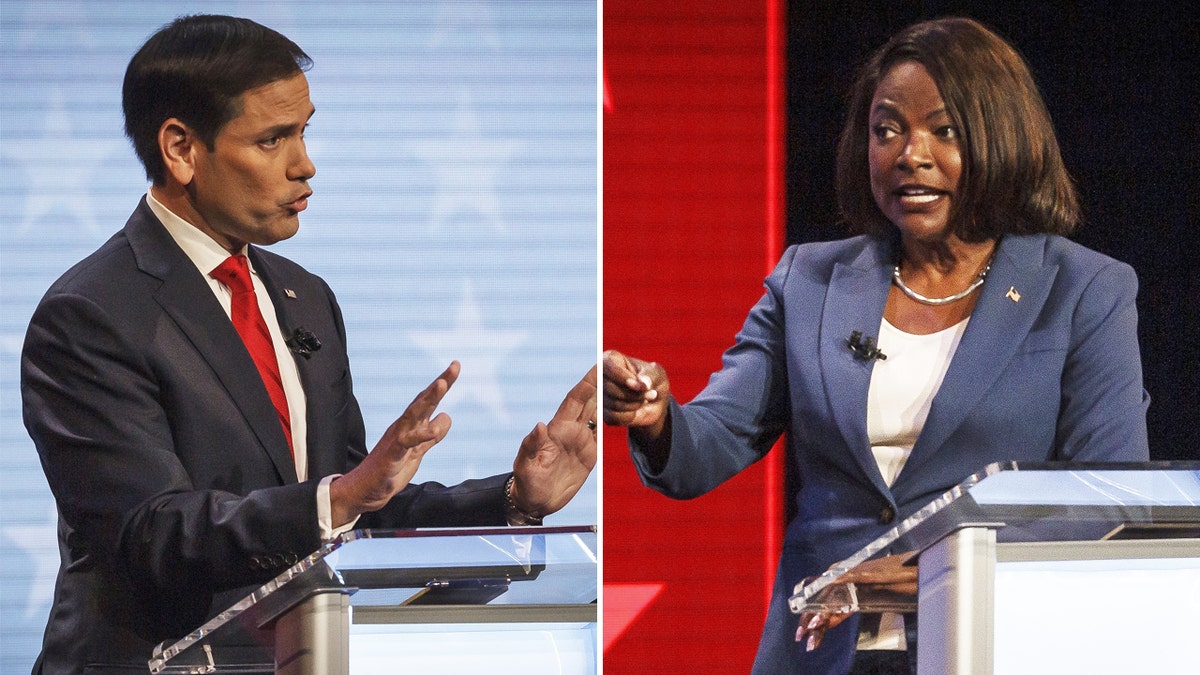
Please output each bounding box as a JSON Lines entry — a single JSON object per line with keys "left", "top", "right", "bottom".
{"left": 630, "top": 233, "right": 1150, "bottom": 674}
{"left": 22, "top": 199, "right": 508, "bottom": 674}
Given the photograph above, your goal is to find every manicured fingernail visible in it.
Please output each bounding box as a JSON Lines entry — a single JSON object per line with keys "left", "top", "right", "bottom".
{"left": 644, "top": 390, "right": 658, "bottom": 401}
{"left": 807, "top": 615, "right": 821, "bottom": 630}
{"left": 806, "top": 634, "right": 817, "bottom": 652}
{"left": 638, "top": 374, "right": 653, "bottom": 389}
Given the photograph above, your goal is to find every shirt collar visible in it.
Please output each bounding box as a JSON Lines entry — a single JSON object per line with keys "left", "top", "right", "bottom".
{"left": 145, "top": 188, "right": 252, "bottom": 278}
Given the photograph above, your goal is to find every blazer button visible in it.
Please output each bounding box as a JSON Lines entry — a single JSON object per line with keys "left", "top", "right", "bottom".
{"left": 878, "top": 506, "right": 896, "bottom": 524}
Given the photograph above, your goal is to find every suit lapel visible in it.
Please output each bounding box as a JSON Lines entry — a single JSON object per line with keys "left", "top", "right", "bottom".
{"left": 125, "top": 203, "right": 299, "bottom": 484}
{"left": 818, "top": 239, "right": 894, "bottom": 495}
{"left": 896, "top": 235, "right": 1057, "bottom": 484}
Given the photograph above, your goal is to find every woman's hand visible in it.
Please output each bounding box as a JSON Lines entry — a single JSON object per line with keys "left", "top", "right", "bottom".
{"left": 602, "top": 349, "right": 670, "bottom": 436}
{"left": 795, "top": 554, "right": 918, "bottom": 651}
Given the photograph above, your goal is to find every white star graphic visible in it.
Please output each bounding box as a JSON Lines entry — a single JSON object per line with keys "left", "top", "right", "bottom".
{"left": 2, "top": 505, "right": 60, "bottom": 620}
{"left": 4, "top": 89, "right": 121, "bottom": 235}
{"left": 410, "top": 280, "right": 527, "bottom": 424}
{"left": 408, "top": 94, "right": 521, "bottom": 234}
{"left": 426, "top": 1, "right": 502, "bottom": 52}
{"left": 13, "top": 0, "right": 96, "bottom": 50}
{"left": 0, "top": 333, "right": 26, "bottom": 356}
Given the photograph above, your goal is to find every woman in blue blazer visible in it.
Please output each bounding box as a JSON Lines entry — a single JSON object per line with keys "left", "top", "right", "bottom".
{"left": 603, "top": 18, "right": 1149, "bottom": 675}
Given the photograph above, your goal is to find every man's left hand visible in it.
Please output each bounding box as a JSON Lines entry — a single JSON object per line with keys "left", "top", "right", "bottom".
{"left": 510, "top": 365, "right": 598, "bottom": 518}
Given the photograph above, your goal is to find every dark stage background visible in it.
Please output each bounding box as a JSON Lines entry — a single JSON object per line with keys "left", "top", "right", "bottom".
{"left": 605, "top": 1, "right": 1197, "bottom": 672}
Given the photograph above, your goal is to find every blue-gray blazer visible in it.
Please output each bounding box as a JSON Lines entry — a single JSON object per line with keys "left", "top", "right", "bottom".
{"left": 632, "top": 233, "right": 1149, "bottom": 674}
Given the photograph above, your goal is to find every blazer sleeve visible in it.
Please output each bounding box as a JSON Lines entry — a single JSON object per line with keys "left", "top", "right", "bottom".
{"left": 631, "top": 247, "right": 795, "bottom": 499}
{"left": 1054, "top": 258, "right": 1150, "bottom": 461}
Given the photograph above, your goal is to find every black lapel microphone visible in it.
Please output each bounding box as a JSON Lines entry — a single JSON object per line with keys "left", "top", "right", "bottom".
{"left": 286, "top": 327, "right": 322, "bottom": 359}
{"left": 846, "top": 330, "right": 887, "bottom": 362}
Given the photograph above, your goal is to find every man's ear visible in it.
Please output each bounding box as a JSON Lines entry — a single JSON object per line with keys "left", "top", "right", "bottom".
{"left": 158, "top": 118, "right": 200, "bottom": 186}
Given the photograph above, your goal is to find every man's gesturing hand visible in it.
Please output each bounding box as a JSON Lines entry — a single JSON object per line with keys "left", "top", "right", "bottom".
{"left": 509, "top": 365, "right": 598, "bottom": 519}
{"left": 330, "top": 361, "right": 460, "bottom": 527}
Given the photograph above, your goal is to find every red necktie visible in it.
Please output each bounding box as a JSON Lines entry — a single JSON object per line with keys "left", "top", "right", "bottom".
{"left": 211, "top": 254, "right": 294, "bottom": 458}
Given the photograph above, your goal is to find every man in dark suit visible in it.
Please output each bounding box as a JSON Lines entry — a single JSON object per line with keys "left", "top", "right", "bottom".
{"left": 20, "top": 15, "right": 596, "bottom": 674}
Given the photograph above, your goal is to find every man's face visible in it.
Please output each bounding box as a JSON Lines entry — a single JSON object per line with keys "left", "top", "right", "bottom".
{"left": 187, "top": 72, "right": 315, "bottom": 252}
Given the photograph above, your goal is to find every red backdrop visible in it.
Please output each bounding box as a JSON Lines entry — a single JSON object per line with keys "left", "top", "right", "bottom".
{"left": 603, "top": 1, "right": 786, "bottom": 671}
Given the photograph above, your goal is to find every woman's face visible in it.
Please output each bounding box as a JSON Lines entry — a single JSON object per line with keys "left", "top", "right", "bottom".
{"left": 868, "top": 61, "right": 963, "bottom": 243}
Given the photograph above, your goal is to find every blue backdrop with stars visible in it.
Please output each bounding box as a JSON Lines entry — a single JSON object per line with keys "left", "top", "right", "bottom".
{"left": 0, "top": 1, "right": 597, "bottom": 669}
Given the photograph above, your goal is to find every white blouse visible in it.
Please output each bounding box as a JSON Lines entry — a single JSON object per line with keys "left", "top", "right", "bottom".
{"left": 867, "top": 316, "right": 969, "bottom": 486}
{"left": 858, "top": 315, "right": 968, "bottom": 651}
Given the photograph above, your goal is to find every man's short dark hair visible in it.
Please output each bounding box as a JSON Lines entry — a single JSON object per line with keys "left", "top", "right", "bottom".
{"left": 836, "top": 17, "right": 1079, "bottom": 241}
{"left": 122, "top": 15, "right": 312, "bottom": 185}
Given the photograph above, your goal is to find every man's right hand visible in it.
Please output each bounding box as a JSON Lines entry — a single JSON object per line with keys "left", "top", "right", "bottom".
{"left": 329, "top": 361, "right": 459, "bottom": 527}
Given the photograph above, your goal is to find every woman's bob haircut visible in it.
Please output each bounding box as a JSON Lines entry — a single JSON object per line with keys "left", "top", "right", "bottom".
{"left": 837, "top": 17, "right": 1079, "bottom": 241}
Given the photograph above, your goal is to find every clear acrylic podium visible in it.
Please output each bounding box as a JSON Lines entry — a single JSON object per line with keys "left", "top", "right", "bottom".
{"left": 790, "top": 462, "right": 1200, "bottom": 674}
{"left": 150, "top": 525, "right": 597, "bottom": 674}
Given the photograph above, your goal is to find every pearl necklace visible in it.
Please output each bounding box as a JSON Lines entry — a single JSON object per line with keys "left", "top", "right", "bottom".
{"left": 892, "top": 261, "right": 991, "bottom": 306}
